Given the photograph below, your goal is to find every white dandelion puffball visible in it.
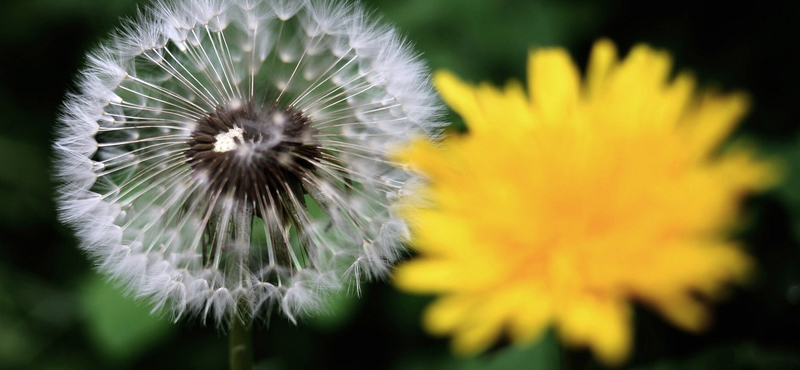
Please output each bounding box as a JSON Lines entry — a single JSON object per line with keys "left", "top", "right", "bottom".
{"left": 54, "top": 0, "right": 442, "bottom": 323}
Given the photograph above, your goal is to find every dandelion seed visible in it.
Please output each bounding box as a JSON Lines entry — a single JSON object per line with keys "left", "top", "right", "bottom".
{"left": 54, "top": 0, "right": 442, "bottom": 324}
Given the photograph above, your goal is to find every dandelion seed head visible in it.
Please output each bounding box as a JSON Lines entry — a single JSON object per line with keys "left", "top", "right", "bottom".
{"left": 55, "top": 0, "right": 442, "bottom": 323}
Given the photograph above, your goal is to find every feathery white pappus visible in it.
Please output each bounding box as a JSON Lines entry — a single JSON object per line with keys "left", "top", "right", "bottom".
{"left": 53, "top": 0, "right": 443, "bottom": 324}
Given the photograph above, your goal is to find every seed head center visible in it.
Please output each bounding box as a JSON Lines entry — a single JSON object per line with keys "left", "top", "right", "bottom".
{"left": 213, "top": 126, "right": 244, "bottom": 153}
{"left": 185, "top": 99, "right": 321, "bottom": 202}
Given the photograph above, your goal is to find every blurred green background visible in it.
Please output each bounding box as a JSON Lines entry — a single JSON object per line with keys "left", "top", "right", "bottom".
{"left": 1, "top": 0, "right": 800, "bottom": 369}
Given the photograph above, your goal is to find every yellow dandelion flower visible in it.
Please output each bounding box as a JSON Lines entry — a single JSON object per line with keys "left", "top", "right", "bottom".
{"left": 393, "top": 39, "right": 778, "bottom": 366}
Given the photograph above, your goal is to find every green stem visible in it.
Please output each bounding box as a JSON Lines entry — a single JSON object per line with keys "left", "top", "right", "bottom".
{"left": 229, "top": 314, "right": 253, "bottom": 370}
{"left": 229, "top": 201, "right": 254, "bottom": 370}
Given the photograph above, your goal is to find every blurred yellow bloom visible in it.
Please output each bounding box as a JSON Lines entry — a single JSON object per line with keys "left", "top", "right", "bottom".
{"left": 393, "top": 39, "right": 777, "bottom": 366}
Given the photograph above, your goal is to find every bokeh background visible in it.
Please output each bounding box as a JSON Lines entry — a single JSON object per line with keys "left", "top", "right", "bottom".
{"left": 2, "top": 0, "right": 800, "bottom": 369}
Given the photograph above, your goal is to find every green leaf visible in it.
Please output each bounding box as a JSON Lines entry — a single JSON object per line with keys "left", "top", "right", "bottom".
{"left": 78, "top": 272, "right": 177, "bottom": 363}
{"left": 303, "top": 284, "right": 365, "bottom": 332}
{"left": 397, "top": 330, "right": 560, "bottom": 370}
{"left": 449, "top": 331, "right": 560, "bottom": 370}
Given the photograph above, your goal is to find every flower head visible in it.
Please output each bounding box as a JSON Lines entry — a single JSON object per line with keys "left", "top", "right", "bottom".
{"left": 54, "top": 0, "right": 442, "bottom": 323}
{"left": 393, "top": 39, "right": 776, "bottom": 365}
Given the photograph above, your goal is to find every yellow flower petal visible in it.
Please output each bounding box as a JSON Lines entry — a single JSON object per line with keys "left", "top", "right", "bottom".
{"left": 586, "top": 39, "right": 618, "bottom": 97}
{"left": 433, "top": 71, "right": 488, "bottom": 134}
{"left": 528, "top": 48, "right": 581, "bottom": 125}
{"left": 682, "top": 92, "right": 750, "bottom": 159}
{"left": 394, "top": 39, "right": 777, "bottom": 366}
{"left": 557, "top": 296, "right": 631, "bottom": 366}
{"left": 423, "top": 294, "right": 477, "bottom": 335}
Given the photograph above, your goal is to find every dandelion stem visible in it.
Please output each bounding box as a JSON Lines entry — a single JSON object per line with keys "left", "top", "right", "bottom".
{"left": 228, "top": 312, "right": 253, "bottom": 370}
{"left": 230, "top": 201, "right": 254, "bottom": 370}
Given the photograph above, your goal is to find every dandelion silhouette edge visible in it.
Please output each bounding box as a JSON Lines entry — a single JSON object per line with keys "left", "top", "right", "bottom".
{"left": 54, "top": 0, "right": 443, "bottom": 324}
